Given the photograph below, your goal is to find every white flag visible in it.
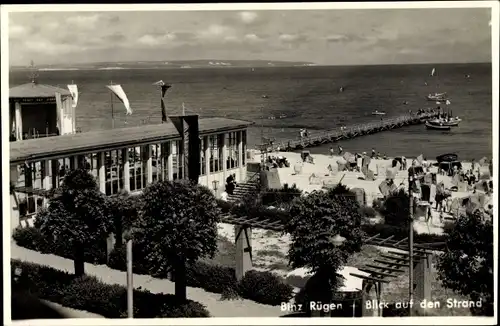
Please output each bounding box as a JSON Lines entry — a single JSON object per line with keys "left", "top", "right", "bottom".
{"left": 152, "top": 80, "right": 165, "bottom": 86}
{"left": 107, "top": 84, "right": 132, "bottom": 115}
{"left": 67, "top": 84, "right": 79, "bottom": 108}
{"left": 445, "top": 99, "right": 451, "bottom": 105}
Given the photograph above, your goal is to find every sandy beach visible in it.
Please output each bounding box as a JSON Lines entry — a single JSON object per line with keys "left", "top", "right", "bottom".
{"left": 215, "top": 149, "right": 493, "bottom": 284}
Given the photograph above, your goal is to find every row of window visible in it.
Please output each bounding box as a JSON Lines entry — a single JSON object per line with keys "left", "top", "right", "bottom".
{"left": 13, "top": 131, "right": 247, "bottom": 218}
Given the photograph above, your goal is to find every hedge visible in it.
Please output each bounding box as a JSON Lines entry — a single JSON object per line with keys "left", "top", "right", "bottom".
{"left": 13, "top": 227, "right": 108, "bottom": 265}
{"left": 11, "top": 260, "right": 210, "bottom": 318}
{"left": 109, "top": 244, "right": 294, "bottom": 306}
{"left": 14, "top": 227, "right": 294, "bottom": 307}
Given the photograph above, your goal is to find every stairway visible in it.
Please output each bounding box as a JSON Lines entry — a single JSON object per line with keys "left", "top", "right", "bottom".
{"left": 226, "top": 173, "right": 260, "bottom": 203}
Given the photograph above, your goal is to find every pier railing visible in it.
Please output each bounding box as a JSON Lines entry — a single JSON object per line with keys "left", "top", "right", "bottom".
{"left": 261, "top": 112, "right": 438, "bottom": 152}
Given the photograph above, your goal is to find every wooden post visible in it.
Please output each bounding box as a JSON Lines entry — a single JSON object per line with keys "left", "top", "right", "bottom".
{"left": 204, "top": 136, "right": 210, "bottom": 188}
{"left": 238, "top": 131, "right": 244, "bottom": 182}
{"left": 15, "top": 102, "right": 23, "bottom": 140}
{"left": 414, "top": 254, "right": 433, "bottom": 308}
{"left": 123, "top": 148, "right": 130, "bottom": 192}
{"left": 167, "top": 141, "right": 174, "bottom": 181}
{"left": 222, "top": 133, "right": 228, "bottom": 180}
{"left": 126, "top": 238, "right": 133, "bottom": 318}
{"left": 146, "top": 145, "right": 153, "bottom": 184}
{"left": 234, "top": 225, "right": 252, "bottom": 281}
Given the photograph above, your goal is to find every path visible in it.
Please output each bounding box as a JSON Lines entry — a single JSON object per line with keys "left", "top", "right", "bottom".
{"left": 10, "top": 244, "right": 282, "bottom": 318}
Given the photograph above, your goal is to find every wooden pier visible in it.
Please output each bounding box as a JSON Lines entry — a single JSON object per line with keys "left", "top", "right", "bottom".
{"left": 266, "top": 112, "right": 439, "bottom": 151}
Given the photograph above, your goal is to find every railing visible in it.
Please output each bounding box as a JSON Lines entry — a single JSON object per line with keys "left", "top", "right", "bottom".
{"left": 262, "top": 112, "right": 438, "bottom": 151}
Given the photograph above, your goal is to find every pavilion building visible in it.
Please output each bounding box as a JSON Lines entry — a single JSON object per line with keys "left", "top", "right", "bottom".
{"left": 9, "top": 80, "right": 76, "bottom": 141}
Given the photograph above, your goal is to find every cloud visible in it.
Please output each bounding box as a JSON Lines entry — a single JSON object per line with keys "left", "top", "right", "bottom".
{"left": 9, "top": 25, "right": 28, "bottom": 39}
{"left": 244, "top": 33, "right": 262, "bottom": 42}
{"left": 24, "top": 39, "right": 81, "bottom": 55}
{"left": 279, "top": 33, "right": 307, "bottom": 43}
{"left": 137, "top": 33, "right": 176, "bottom": 46}
{"left": 198, "top": 24, "right": 233, "bottom": 41}
{"left": 238, "top": 11, "right": 258, "bottom": 24}
{"left": 325, "top": 34, "right": 349, "bottom": 43}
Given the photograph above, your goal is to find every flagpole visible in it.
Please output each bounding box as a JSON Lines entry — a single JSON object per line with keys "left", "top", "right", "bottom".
{"left": 110, "top": 81, "right": 115, "bottom": 129}
{"left": 182, "top": 102, "right": 185, "bottom": 116}
{"left": 160, "top": 86, "right": 164, "bottom": 124}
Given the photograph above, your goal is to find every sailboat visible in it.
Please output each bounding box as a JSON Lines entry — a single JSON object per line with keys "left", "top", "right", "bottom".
{"left": 426, "top": 67, "right": 449, "bottom": 101}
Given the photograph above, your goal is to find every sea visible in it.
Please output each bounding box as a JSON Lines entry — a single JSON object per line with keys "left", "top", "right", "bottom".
{"left": 9, "top": 63, "right": 493, "bottom": 161}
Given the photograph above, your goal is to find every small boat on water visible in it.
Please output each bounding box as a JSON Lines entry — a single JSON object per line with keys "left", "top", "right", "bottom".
{"left": 426, "top": 92, "right": 448, "bottom": 101}
{"left": 371, "top": 110, "right": 386, "bottom": 116}
{"left": 429, "top": 117, "right": 462, "bottom": 127}
{"left": 425, "top": 121, "right": 451, "bottom": 131}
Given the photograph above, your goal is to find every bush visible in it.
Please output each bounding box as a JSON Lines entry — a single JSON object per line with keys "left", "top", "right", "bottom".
{"left": 185, "top": 262, "right": 238, "bottom": 294}
{"left": 106, "top": 245, "right": 292, "bottom": 306}
{"left": 260, "top": 183, "right": 302, "bottom": 206}
{"left": 238, "top": 270, "right": 294, "bottom": 306}
{"left": 380, "top": 189, "right": 410, "bottom": 228}
{"left": 358, "top": 206, "right": 377, "bottom": 219}
{"left": 11, "top": 260, "right": 210, "bottom": 318}
{"left": 12, "top": 227, "right": 50, "bottom": 252}
{"left": 13, "top": 227, "right": 108, "bottom": 265}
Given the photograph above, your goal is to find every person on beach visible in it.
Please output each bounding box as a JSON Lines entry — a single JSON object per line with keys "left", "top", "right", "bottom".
{"left": 338, "top": 145, "right": 343, "bottom": 155}
{"left": 330, "top": 146, "right": 334, "bottom": 157}
{"left": 371, "top": 148, "right": 376, "bottom": 158}
{"left": 471, "top": 159, "right": 476, "bottom": 173}
{"left": 402, "top": 157, "right": 407, "bottom": 170}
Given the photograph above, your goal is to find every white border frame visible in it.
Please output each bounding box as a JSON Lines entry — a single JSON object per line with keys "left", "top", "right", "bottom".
{"left": 2, "top": 2, "right": 498, "bottom": 325}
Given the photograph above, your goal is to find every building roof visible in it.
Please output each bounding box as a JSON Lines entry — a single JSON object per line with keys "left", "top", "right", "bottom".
{"left": 9, "top": 82, "right": 72, "bottom": 99}
{"left": 10, "top": 117, "right": 254, "bottom": 164}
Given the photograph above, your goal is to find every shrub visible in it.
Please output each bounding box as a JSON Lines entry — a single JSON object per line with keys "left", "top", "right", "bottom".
{"left": 13, "top": 227, "right": 108, "bottom": 265}
{"left": 358, "top": 206, "right": 377, "bottom": 219}
{"left": 238, "top": 270, "right": 294, "bottom": 306}
{"left": 380, "top": 189, "right": 410, "bottom": 228}
{"left": 11, "top": 260, "right": 210, "bottom": 318}
{"left": 185, "top": 262, "right": 237, "bottom": 294}
{"left": 12, "top": 227, "right": 50, "bottom": 252}
{"left": 260, "top": 183, "right": 302, "bottom": 207}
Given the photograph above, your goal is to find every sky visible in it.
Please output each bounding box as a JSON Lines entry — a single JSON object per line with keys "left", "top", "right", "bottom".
{"left": 7, "top": 7, "right": 492, "bottom": 66}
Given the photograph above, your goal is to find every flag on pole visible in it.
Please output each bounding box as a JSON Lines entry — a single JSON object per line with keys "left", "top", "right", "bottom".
{"left": 67, "top": 84, "right": 79, "bottom": 108}
{"left": 153, "top": 80, "right": 172, "bottom": 122}
{"left": 107, "top": 85, "right": 132, "bottom": 115}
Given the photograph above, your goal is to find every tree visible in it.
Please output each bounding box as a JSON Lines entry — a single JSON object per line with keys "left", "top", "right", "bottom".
{"left": 35, "top": 169, "right": 111, "bottom": 277}
{"left": 436, "top": 212, "right": 493, "bottom": 316}
{"left": 285, "top": 184, "right": 365, "bottom": 313}
{"left": 106, "top": 190, "right": 138, "bottom": 247}
{"left": 135, "top": 180, "right": 221, "bottom": 301}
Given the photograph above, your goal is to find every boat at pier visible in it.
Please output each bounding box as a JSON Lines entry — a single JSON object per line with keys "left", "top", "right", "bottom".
{"left": 428, "top": 117, "right": 462, "bottom": 127}
{"left": 425, "top": 121, "right": 451, "bottom": 131}
{"left": 371, "top": 110, "right": 386, "bottom": 116}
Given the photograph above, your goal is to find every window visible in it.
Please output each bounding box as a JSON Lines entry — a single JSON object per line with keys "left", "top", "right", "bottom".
{"left": 209, "top": 135, "right": 219, "bottom": 173}
{"left": 152, "top": 142, "right": 169, "bottom": 182}
{"left": 242, "top": 130, "right": 247, "bottom": 166}
{"left": 51, "top": 157, "right": 72, "bottom": 188}
{"left": 200, "top": 136, "right": 207, "bottom": 176}
{"left": 80, "top": 153, "right": 99, "bottom": 180}
{"left": 129, "top": 146, "right": 147, "bottom": 192}
{"left": 172, "top": 140, "right": 183, "bottom": 180}
{"left": 17, "top": 161, "right": 45, "bottom": 219}
{"left": 226, "top": 131, "right": 238, "bottom": 170}
{"left": 105, "top": 149, "right": 124, "bottom": 195}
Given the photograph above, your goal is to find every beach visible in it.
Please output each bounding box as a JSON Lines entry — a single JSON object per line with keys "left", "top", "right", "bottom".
{"left": 215, "top": 149, "right": 493, "bottom": 281}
